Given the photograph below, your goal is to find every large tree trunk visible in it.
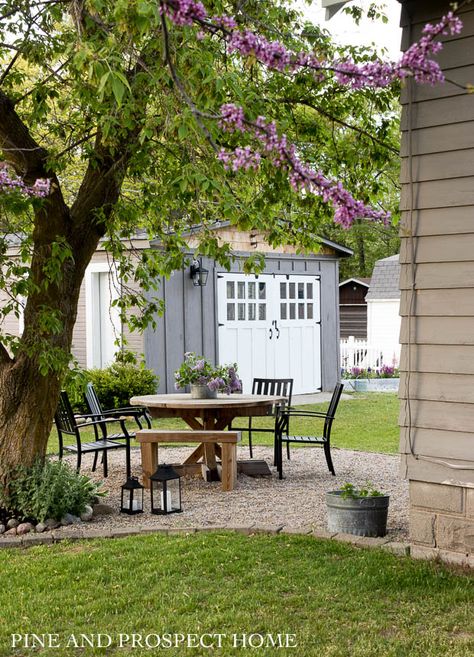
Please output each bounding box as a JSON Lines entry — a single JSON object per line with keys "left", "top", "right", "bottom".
{"left": 0, "top": 165, "right": 122, "bottom": 485}
{"left": 0, "top": 211, "right": 99, "bottom": 484}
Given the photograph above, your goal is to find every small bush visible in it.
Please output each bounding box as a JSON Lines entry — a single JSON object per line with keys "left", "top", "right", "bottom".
{"left": 65, "top": 357, "right": 158, "bottom": 412}
{"left": 1, "top": 459, "right": 105, "bottom": 522}
{"left": 86, "top": 361, "right": 158, "bottom": 409}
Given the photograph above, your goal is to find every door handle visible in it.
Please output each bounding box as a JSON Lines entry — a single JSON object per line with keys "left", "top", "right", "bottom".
{"left": 269, "top": 328, "right": 273, "bottom": 340}
{"left": 275, "top": 320, "right": 280, "bottom": 340}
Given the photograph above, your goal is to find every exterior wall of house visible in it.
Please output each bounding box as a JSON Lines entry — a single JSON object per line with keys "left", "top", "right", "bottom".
{"left": 0, "top": 240, "right": 147, "bottom": 370}
{"left": 145, "top": 251, "right": 341, "bottom": 393}
{"left": 367, "top": 299, "right": 401, "bottom": 365}
{"left": 399, "top": 0, "right": 474, "bottom": 564}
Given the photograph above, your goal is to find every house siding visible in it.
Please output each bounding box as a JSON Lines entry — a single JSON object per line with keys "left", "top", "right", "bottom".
{"left": 399, "top": 0, "right": 474, "bottom": 563}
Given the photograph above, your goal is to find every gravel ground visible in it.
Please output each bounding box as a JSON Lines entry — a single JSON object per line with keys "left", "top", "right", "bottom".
{"left": 64, "top": 445, "right": 409, "bottom": 539}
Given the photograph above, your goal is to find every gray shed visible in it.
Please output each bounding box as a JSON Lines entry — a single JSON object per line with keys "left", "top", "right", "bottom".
{"left": 145, "top": 226, "right": 352, "bottom": 395}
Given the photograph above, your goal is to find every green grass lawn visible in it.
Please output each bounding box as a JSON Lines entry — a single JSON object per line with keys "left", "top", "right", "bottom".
{"left": 0, "top": 533, "right": 472, "bottom": 657}
{"left": 47, "top": 393, "right": 400, "bottom": 456}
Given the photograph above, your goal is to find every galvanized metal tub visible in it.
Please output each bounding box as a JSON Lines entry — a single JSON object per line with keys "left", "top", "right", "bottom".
{"left": 326, "top": 491, "right": 390, "bottom": 537}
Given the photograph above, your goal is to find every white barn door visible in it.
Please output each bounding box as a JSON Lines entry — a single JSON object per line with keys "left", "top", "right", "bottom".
{"left": 217, "top": 273, "right": 321, "bottom": 394}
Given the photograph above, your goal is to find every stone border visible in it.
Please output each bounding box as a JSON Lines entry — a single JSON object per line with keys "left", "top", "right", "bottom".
{"left": 0, "top": 524, "right": 411, "bottom": 558}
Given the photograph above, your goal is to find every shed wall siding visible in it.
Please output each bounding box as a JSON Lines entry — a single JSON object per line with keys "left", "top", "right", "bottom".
{"left": 400, "top": 0, "right": 474, "bottom": 561}
{"left": 145, "top": 254, "right": 340, "bottom": 393}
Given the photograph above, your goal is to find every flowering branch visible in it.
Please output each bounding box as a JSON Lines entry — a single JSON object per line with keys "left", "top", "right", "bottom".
{"left": 161, "top": 1, "right": 463, "bottom": 87}
{"left": 157, "top": 1, "right": 463, "bottom": 228}
{"left": 217, "top": 104, "right": 389, "bottom": 228}
{"left": 0, "top": 165, "right": 50, "bottom": 198}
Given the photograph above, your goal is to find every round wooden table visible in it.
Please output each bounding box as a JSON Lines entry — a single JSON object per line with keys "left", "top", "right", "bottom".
{"left": 130, "top": 393, "right": 284, "bottom": 480}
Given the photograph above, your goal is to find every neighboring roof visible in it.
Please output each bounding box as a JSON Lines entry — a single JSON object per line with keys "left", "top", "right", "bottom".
{"left": 339, "top": 277, "right": 371, "bottom": 288}
{"left": 151, "top": 221, "right": 354, "bottom": 258}
{"left": 321, "top": 1, "right": 349, "bottom": 19}
{"left": 365, "top": 254, "right": 400, "bottom": 300}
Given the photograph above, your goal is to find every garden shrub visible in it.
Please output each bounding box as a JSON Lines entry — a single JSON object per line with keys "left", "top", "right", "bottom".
{"left": 65, "top": 355, "right": 158, "bottom": 412}
{"left": 1, "top": 459, "right": 104, "bottom": 522}
{"left": 86, "top": 360, "right": 158, "bottom": 409}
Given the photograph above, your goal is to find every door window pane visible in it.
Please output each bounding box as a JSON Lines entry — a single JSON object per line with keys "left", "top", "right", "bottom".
{"left": 248, "top": 282, "right": 256, "bottom": 299}
{"left": 227, "top": 303, "right": 235, "bottom": 321}
{"left": 289, "top": 282, "right": 296, "bottom": 299}
{"left": 238, "top": 303, "right": 245, "bottom": 320}
{"left": 307, "top": 283, "right": 313, "bottom": 299}
{"left": 280, "top": 303, "right": 287, "bottom": 320}
{"left": 289, "top": 303, "right": 296, "bottom": 320}
{"left": 280, "top": 282, "right": 286, "bottom": 299}
{"left": 258, "top": 304, "right": 266, "bottom": 320}
{"left": 258, "top": 282, "right": 266, "bottom": 299}
{"left": 248, "top": 303, "right": 256, "bottom": 320}
{"left": 298, "top": 303, "right": 305, "bottom": 319}
{"left": 307, "top": 303, "right": 313, "bottom": 319}
{"left": 298, "top": 283, "right": 305, "bottom": 299}
{"left": 238, "top": 282, "right": 245, "bottom": 299}
{"left": 226, "top": 281, "right": 235, "bottom": 299}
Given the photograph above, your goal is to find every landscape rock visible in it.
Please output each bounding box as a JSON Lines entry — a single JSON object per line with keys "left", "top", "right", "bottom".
{"left": 0, "top": 524, "right": 5, "bottom": 535}
{"left": 45, "top": 518, "right": 60, "bottom": 530}
{"left": 61, "top": 513, "right": 76, "bottom": 526}
{"left": 80, "top": 505, "right": 94, "bottom": 522}
{"left": 7, "top": 518, "right": 19, "bottom": 529}
{"left": 16, "top": 522, "right": 34, "bottom": 536}
{"left": 35, "top": 523, "right": 47, "bottom": 533}
{"left": 92, "top": 503, "right": 115, "bottom": 517}
{"left": 5, "top": 527, "right": 17, "bottom": 536}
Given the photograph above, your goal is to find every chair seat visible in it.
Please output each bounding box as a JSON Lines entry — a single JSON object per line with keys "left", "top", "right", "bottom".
{"left": 64, "top": 440, "right": 126, "bottom": 454}
{"left": 281, "top": 435, "right": 326, "bottom": 444}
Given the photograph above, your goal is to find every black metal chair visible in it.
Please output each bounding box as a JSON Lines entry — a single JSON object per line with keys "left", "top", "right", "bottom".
{"left": 231, "top": 378, "right": 293, "bottom": 458}
{"left": 55, "top": 391, "right": 132, "bottom": 478}
{"left": 274, "top": 383, "right": 344, "bottom": 479}
{"left": 84, "top": 382, "right": 152, "bottom": 437}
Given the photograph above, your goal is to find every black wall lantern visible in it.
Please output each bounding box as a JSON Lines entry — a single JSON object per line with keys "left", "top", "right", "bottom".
{"left": 120, "top": 476, "right": 144, "bottom": 515}
{"left": 190, "top": 258, "right": 209, "bottom": 287}
{"left": 150, "top": 464, "right": 183, "bottom": 514}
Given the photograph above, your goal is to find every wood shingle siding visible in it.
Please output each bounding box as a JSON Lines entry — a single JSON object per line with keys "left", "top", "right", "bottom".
{"left": 399, "top": 0, "right": 474, "bottom": 489}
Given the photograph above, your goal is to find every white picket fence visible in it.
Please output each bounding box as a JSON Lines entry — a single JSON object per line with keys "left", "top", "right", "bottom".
{"left": 340, "top": 336, "right": 399, "bottom": 372}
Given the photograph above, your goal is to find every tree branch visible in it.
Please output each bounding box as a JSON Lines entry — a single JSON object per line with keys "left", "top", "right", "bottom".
{"left": 0, "top": 340, "right": 12, "bottom": 366}
{"left": 278, "top": 97, "right": 399, "bottom": 155}
{"left": 0, "top": 90, "right": 48, "bottom": 180}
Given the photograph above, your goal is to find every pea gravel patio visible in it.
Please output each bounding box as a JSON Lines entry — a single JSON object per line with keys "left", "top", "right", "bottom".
{"left": 63, "top": 445, "right": 409, "bottom": 539}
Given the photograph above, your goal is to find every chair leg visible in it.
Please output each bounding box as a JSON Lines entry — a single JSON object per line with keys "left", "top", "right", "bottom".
{"left": 277, "top": 439, "right": 284, "bottom": 480}
{"left": 324, "top": 443, "right": 335, "bottom": 476}
{"left": 286, "top": 441, "right": 291, "bottom": 460}
{"left": 92, "top": 452, "right": 99, "bottom": 472}
{"left": 103, "top": 450, "right": 108, "bottom": 478}
{"left": 76, "top": 451, "right": 82, "bottom": 473}
{"left": 248, "top": 417, "right": 253, "bottom": 458}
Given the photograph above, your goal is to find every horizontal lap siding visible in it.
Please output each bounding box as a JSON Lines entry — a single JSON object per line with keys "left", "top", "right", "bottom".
{"left": 399, "top": 1, "right": 474, "bottom": 483}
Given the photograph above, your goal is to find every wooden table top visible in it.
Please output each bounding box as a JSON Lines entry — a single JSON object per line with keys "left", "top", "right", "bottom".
{"left": 130, "top": 393, "right": 285, "bottom": 410}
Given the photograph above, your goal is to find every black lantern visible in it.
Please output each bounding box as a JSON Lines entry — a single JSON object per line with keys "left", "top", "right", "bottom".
{"left": 150, "top": 465, "right": 182, "bottom": 515}
{"left": 190, "top": 258, "right": 209, "bottom": 287}
{"left": 120, "top": 476, "right": 144, "bottom": 515}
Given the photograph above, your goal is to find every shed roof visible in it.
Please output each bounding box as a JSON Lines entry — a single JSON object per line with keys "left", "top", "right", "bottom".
{"left": 339, "top": 277, "right": 371, "bottom": 288}
{"left": 365, "top": 254, "right": 400, "bottom": 300}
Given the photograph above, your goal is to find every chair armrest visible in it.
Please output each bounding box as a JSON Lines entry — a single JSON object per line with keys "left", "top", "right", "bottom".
{"left": 77, "top": 416, "right": 130, "bottom": 438}
{"left": 101, "top": 406, "right": 147, "bottom": 416}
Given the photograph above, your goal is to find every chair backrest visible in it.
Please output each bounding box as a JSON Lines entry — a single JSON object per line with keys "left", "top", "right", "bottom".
{"left": 85, "top": 382, "right": 103, "bottom": 418}
{"left": 54, "top": 391, "right": 77, "bottom": 436}
{"left": 252, "top": 378, "right": 294, "bottom": 406}
{"left": 324, "top": 382, "right": 344, "bottom": 437}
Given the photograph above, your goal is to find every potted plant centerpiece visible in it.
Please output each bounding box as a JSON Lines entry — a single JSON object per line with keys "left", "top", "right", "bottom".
{"left": 174, "top": 352, "right": 242, "bottom": 399}
{"left": 326, "top": 482, "right": 390, "bottom": 537}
